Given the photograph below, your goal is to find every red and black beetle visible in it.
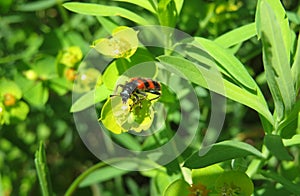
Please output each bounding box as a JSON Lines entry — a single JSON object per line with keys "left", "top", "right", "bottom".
{"left": 112, "top": 77, "right": 161, "bottom": 105}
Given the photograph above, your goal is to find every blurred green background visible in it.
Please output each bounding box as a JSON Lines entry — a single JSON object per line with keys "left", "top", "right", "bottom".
{"left": 0, "top": 0, "right": 299, "bottom": 195}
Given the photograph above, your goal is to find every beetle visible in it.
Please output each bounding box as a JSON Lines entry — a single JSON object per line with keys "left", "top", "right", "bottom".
{"left": 112, "top": 77, "right": 161, "bottom": 106}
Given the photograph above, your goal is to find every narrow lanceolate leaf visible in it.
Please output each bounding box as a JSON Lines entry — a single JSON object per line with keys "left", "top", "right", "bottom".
{"left": 157, "top": 0, "right": 177, "bottom": 27}
{"left": 258, "top": 1, "right": 295, "bottom": 121}
{"left": 194, "top": 37, "right": 257, "bottom": 92}
{"left": 277, "top": 99, "right": 300, "bottom": 132}
{"left": 183, "top": 140, "right": 264, "bottom": 169}
{"left": 174, "top": 0, "right": 184, "bottom": 14}
{"left": 70, "top": 85, "right": 111, "bottom": 113}
{"left": 264, "top": 134, "right": 293, "bottom": 161}
{"left": 256, "top": 0, "right": 292, "bottom": 60}
{"left": 158, "top": 56, "right": 273, "bottom": 124}
{"left": 214, "top": 23, "right": 257, "bottom": 48}
{"left": 283, "top": 134, "right": 300, "bottom": 146}
{"left": 35, "top": 142, "right": 53, "bottom": 196}
{"left": 96, "top": 16, "right": 118, "bottom": 34}
{"left": 63, "top": 2, "right": 149, "bottom": 25}
{"left": 189, "top": 38, "right": 273, "bottom": 125}
{"left": 16, "top": 0, "right": 59, "bottom": 11}
{"left": 113, "top": 0, "right": 157, "bottom": 13}
{"left": 79, "top": 166, "right": 130, "bottom": 187}
{"left": 291, "top": 34, "right": 300, "bottom": 93}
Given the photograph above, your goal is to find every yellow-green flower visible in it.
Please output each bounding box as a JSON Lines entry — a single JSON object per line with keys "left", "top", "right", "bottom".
{"left": 60, "top": 46, "right": 83, "bottom": 67}
{"left": 92, "top": 26, "right": 138, "bottom": 59}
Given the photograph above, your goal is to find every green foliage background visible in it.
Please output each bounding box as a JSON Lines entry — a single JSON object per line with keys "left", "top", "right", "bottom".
{"left": 0, "top": 0, "right": 300, "bottom": 195}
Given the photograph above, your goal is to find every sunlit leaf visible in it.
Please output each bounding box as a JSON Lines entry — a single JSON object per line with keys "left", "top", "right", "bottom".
{"left": 283, "top": 134, "right": 300, "bottom": 146}
{"left": 158, "top": 0, "right": 177, "bottom": 27}
{"left": 194, "top": 37, "right": 257, "bottom": 91}
{"left": 63, "top": 2, "right": 150, "bottom": 25}
{"left": 256, "top": 0, "right": 291, "bottom": 59}
{"left": 158, "top": 55, "right": 273, "bottom": 124}
{"left": 100, "top": 97, "right": 127, "bottom": 134}
{"left": 291, "top": 33, "right": 300, "bottom": 93}
{"left": 192, "top": 164, "right": 224, "bottom": 188}
{"left": 214, "top": 23, "right": 257, "bottom": 48}
{"left": 113, "top": 0, "right": 156, "bottom": 13}
{"left": 96, "top": 16, "right": 118, "bottom": 34}
{"left": 174, "top": 0, "right": 184, "bottom": 14}
{"left": 71, "top": 85, "right": 111, "bottom": 113}
{"left": 163, "top": 179, "right": 190, "bottom": 196}
{"left": 258, "top": 1, "right": 295, "bottom": 121}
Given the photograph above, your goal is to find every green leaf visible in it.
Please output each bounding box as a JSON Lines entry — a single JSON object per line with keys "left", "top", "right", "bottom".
{"left": 158, "top": 55, "right": 273, "bottom": 124}
{"left": 174, "top": 0, "right": 184, "bottom": 15}
{"left": 256, "top": 0, "right": 291, "bottom": 58}
{"left": 102, "top": 48, "right": 156, "bottom": 90}
{"left": 192, "top": 164, "right": 224, "bottom": 188}
{"left": 277, "top": 99, "right": 300, "bottom": 133}
{"left": 291, "top": 33, "right": 300, "bottom": 93}
{"left": 63, "top": 2, "right": 150, "bottom": 25}
{"left": 264, "top": 134, "right": 293, "bottom": 161}
{"left": 0, "top": 175, "right": 3, "bottom": 196}
{"left": 0, "top": 78, "right": 22, "bottom": 99}
{"left": 71, "top": 85, "right": 111, "bottom": 113}
{"left": 113, "top": 0, "right": 157, "bottom": 13}
{"left": 154, "top": 171, "right": 173, "bottom": 195}
{"left": 287, "top": 11, "right": 300, "bottom": 25}
{"left": 283, "top": 134, "right": 300, "bottom": 146}
{"left": 258, "top": 1, "right": 295, "bottom": 121}
{"left": 261, "top": 170, "right": 300, "bottom": 195}
{"left": 163, "top": 179, "right": 190, "bottom": 196}
{"left": 157, "top": 0, "right": 177, "bottom": 27}
{"left": 35, "top": 141, "right": 53, "bottom": 196}
{"left": 183, "top": 140, "right": 264, "bottom": 169}
{"left": 16, "top": 0, "right": 61, "bottom": 11}
{"left": 31, "top": 56, "right": 57, "bottom": 80}
{"left": 49, "top": 77, "right": 71, "bottom": 96}
{"left": 126, "top": 177, "right": 143, "bottom": 196}
{"left": 79, "top": 166, "right": 129, "bottom": 187}
{"left": 9, "top": 101, "right": 30, "bottom": 121}
{"left": 23, "top": 82, "right": 49, "bottom": 107}
{"left": 194, "top": 37, "right": 257, "bottom": 92}
{"left": 100, "top": 98, "right": 126, "bottom": 134}
{"left": 214, "top": 23, "right": 257, "bottom": 48}
{"left": 110, "top": 132, "right": 142, "bottom": 151}
{"left": 96, "top": 16, "right": 118, "bottom": 34}
{"left": 65, "top": 158, "right": 149, "bottom": 196}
